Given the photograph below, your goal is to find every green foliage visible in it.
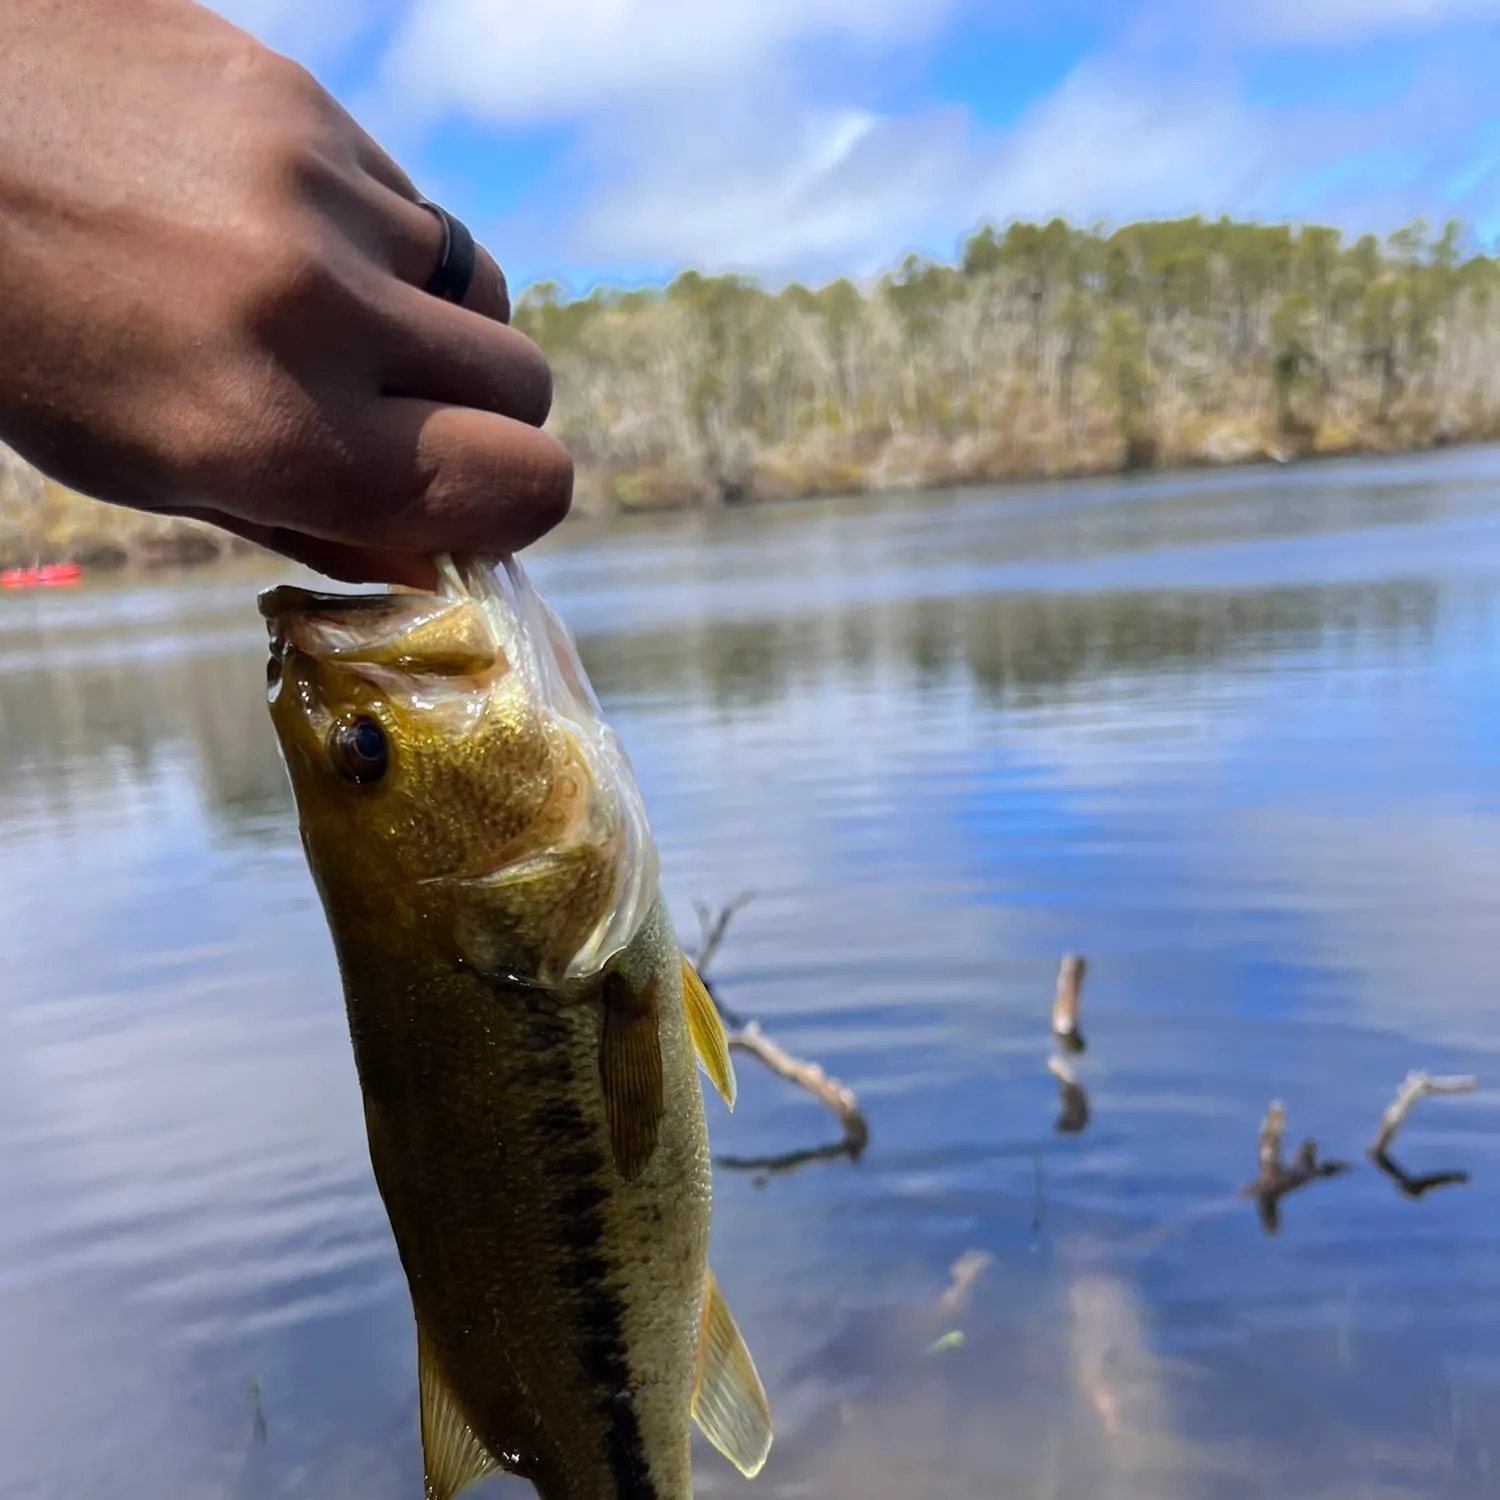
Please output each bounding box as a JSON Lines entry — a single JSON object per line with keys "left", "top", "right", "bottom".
{"left": 501, "top": 213, "right": 1499, "bottom": 507}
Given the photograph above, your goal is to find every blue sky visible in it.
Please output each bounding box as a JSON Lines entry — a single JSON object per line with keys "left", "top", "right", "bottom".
{"left": 213, "top": 0, "right": 1500, "bottom": 295}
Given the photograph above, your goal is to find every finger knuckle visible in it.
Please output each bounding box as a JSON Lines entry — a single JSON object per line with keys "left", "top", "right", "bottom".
{"left": 254, "top": 48, "right": 331, "bottom": 113}
{"left": 159, "top": 381, "right": 304, "bottom": 504}
{"left": 240, "top": 234, "right": 342, "bottom": 330}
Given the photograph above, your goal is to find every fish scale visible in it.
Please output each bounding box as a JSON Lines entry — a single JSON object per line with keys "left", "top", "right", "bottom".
{"left": 259, "top": 558, "right": 772, "bottom": 1500}
{"left": 348, "top": 905, "right": 708, "bottom": 1500}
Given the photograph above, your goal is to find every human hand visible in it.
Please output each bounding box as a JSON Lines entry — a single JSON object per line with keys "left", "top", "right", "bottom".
{"left": 0, "top": 0, "right": 571, "bottom": 589}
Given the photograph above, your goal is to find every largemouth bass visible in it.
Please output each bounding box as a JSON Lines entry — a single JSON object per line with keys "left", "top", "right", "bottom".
{"left": 259, "top": 554, "right": 771, "bottom": 1500}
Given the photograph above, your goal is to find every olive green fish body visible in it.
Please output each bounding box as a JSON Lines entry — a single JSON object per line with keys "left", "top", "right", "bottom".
{"left": 260, "top": 559, "right": 769, "bottom": 1500}
{"left": 339, "top": 897, "right": 709, "bottom": 1500}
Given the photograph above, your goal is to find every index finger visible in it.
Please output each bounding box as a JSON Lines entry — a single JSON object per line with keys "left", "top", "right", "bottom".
{"left": 158, "top": 506, "right": 441, "bottom": 589}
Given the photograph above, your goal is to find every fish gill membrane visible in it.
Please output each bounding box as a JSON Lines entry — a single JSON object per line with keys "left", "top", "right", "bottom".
{"left": 437, "top": 551, "right": 660, "bottom": 986}
{"left": 257, "top": 552, "right": 769, "bottom": 1500}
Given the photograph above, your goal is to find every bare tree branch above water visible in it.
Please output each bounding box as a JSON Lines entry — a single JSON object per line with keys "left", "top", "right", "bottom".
{"left": 691, "top": 894, "right": 869, "bottom": 1174}
{"left": 1368, "top": 1070, "right": 1477, "bottom": 1156}
{"left": 691, "top": 892, "right": 757, "bottom": 1027}
{"left": 1368, "top": 1070, "right": 1477, "bottom": 1200}
{"left": 1052, "top": 953, "right": 1087, "bottom": 1054}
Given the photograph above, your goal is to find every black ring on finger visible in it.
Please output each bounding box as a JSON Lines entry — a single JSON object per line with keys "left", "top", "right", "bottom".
{"left": 414, "top": 196, "right": 477, "bottom": 304}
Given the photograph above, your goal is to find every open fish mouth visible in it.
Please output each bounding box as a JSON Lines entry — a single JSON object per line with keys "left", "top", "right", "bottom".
{"left": 258, "top": 557, "right": 534, "bottom": 668}
{"left": 258, "top": 581, "right": 434, "bottom": 628}
{"left": 258, "top": 572, "right": 503, "bottom": 682}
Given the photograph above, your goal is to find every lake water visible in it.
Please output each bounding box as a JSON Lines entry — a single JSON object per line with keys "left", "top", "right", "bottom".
{"left": 1, "top": 448, "right": 1499, "bottom": 1500}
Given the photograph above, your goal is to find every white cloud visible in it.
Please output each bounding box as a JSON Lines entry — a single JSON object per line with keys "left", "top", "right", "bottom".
{"left": 496, "top": 34, "right": 1497, "bottom": 284}
{"left": 265, "top": 0, "right": 1498, "bottom": 284}
{"left": 559, "top": 93, "right": 973, "bottom": 278}
{"left": 510, "top": 66, "right": 1293, "bottom": 280}
{"left": 376, "top": 0, "right": 957, "bottom": 123}
{"left": 973, "top": 62, "right": 1282, "bottom": 226}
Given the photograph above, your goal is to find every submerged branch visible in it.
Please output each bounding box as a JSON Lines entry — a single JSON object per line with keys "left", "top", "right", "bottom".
{"left": 1241, "top": 1098, "right": 1351, "bottom": 1236}
{"left": 937, "top": 1249, "right": 994, "bottom": 1318}
{"left": 692, "top": 895, "right": 870, "bottom": 1173}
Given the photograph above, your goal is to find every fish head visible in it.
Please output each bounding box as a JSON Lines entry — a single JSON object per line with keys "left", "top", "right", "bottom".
{"left": 259, "top": 555, "right": 658, "bottom": 989}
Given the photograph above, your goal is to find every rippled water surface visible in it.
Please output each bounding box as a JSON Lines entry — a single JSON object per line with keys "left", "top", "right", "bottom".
{"left": 2, "top": 448, "right": 1499, "bottom": 1499}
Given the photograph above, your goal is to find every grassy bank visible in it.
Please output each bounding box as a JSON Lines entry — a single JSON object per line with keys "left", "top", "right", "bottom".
{"left": 4, "top": 213, "right": 1497, "bottom": 568}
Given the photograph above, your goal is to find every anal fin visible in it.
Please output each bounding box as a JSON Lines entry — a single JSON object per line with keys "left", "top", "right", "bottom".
{"left": 680, "top": 955, "right": 737, "bottom": 1109}
{"left": 418, "top": 1323, "right": 505, "bottom": 1500}
{"left": 691, "top": 1267, "right": 773, "bottom": 1478}
{"left": 601, "top": 970, "right": 665, "bottom": 1181}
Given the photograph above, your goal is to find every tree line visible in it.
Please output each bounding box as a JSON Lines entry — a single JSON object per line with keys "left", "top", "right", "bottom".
{"left": 4, "top": 213, "right": 1499, "bottom": 565}
{"left": 513, "top": 215, "right": 1500, "bottom": 514}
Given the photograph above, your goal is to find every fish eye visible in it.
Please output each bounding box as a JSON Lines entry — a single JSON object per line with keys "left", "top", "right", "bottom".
{"left": 330, "top": 714, "right": 388, "bottom": 785}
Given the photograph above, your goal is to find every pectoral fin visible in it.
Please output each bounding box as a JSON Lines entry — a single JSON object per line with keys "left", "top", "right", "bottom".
{"left": 600, "top": 971, "right": 664, "bottom": 1181}
{"left": 691, "top": 1267, "right": 773, "bottom": 1478}
{"left": 418, "top": 1323, "right": 504, "bottom": 1500}
{"left": 680, "top": 955, "right": 737, "bottom": 1109}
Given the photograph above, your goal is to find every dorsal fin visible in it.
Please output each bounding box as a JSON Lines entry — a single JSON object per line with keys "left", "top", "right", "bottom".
{"left": 680, "top": 955, "right": 736, "bottom": 1109}
{"left": 691, "top": 1267, "right": 772, "bottom": 1477}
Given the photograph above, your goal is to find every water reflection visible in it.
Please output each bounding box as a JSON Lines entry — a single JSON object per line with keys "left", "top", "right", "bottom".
{"left": 0, "top": 452, "right": 1498, "bottom": 1499}
{"left": 576, "top": 575, "right": 1447, "bottom": 715}
{"left": 1049, "top": 1056, "right": 1091, "bottom": 1134}
{"left": 0, "top": 596, "right": 288, "bottom": 842}
{"left": 0, "top": 571, "right": 1456, "bottom": 844}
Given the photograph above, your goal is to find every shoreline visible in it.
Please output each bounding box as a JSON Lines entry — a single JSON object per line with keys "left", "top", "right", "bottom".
{"left": 2, "top": 428, "right": 1496, "bottom": 581}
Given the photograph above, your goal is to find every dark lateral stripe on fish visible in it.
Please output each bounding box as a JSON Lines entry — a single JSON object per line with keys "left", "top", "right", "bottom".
{"left": 515, "top": 995, "right": 656, "bottom": 1498}
{"left": 529, "top": 1103, "right": 597, "bottom": 1147}
{"left": 528, "top": 1086, "right": 657, "bottom": 1500}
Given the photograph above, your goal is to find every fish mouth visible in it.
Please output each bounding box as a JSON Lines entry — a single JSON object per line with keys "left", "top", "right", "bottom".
{"left": 259, "top": 582, "right": 434, "bottom": 650}
{"left": 258, "top": 577, "right": 503, "bottom": 681}
{"left": 257, "top": 583, "right": 427, "bottom": 616}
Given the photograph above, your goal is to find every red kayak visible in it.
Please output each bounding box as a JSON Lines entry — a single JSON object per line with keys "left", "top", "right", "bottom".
{"left": 1, "top": 562, "right": 82, "bottom": 589}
